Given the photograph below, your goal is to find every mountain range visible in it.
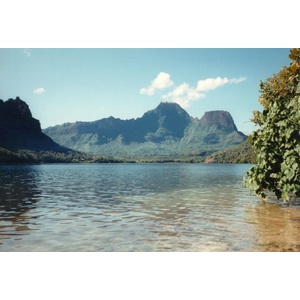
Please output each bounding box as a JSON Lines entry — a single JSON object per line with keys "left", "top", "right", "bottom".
{"left": 43, "top": 102, "right": 247, "bottom": 159}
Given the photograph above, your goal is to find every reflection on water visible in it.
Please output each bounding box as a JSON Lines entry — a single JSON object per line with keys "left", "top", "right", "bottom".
{"left": 245, "top": 201, "right": 300, "bottom": 251}
{"left": 0, "top": 163, "right": 300, "bottom": 251}
{"left": 0, "top": 166, "right": 40, "bottom": 242}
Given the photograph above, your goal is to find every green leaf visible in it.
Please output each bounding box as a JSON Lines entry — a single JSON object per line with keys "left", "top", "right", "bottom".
{"left": 282, "top": 191, "right": 290, "bottom": 202}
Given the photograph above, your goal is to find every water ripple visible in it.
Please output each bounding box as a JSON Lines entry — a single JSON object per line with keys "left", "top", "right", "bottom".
{"left": 1, "top": 163, "right": 300, "bottom": 251}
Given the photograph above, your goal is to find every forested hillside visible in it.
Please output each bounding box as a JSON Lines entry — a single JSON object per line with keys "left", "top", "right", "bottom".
{"left": 44, "top": 102, "right": 247, "bottom": 159}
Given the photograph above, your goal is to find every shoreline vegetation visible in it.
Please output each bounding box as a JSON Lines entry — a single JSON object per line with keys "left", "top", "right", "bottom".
{"left": 0, "top": 140, "right": 255, "bottom": 164}
{"left": 0, "top": 147, "right": 121, "bottom": 164}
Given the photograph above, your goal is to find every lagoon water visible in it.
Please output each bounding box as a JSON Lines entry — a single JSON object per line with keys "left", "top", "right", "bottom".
{"left": 1, "top": 163, "right": 300, "bottom": 252}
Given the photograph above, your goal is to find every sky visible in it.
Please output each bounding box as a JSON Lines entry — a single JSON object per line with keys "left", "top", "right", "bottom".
{"left": 0, "top": 48, "right": 291, "bottom": 134}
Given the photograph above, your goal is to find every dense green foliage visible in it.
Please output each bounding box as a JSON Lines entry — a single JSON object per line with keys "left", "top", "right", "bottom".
{"left": 0, "top": 146, "right": 209, "bottom": 164}
{"left": 206, "top": 140, "right": 256, "bottom": 164}
{"left": 0, "top": 147, "right": 121, "bottom": 164}
{"left": 245, "top": 49, "right": 300, "bottom": 202}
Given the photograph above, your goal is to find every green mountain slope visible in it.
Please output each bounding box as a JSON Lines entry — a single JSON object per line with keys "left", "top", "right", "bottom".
{"left": 44, "top": 102, "right": 247, "bottom": 159}
{"left": 205, "top": 140, "right": 256, "bottom": 163}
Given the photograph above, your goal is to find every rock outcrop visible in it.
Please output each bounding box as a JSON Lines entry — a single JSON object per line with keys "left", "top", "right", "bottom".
{"left": 0, "top": 97, "right": 68, "bottom": 152}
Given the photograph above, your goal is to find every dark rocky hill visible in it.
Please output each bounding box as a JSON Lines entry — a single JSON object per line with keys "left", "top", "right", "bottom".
{"left": 44, "top": 102, "right": 247, "bottom": 159}
{"left": 0, "top": 97, "right": 68, "bottom": 152}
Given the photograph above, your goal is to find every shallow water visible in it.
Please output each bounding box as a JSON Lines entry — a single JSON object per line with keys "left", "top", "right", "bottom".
{"left": 1, "top": 163, "right": 300, "bottom": 251}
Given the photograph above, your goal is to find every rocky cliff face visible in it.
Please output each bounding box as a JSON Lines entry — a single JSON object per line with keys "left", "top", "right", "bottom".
{"left": 0, "top": 97, "right": 68, "bottom": 152}
{"left": 44, "top": 102, "right": 247, "bottom": 158}
{"left": 199, "top": 110, "right": 237, "bottom": 130}
{"left": 0, "top": 97, "right": 41, "bottom": 133}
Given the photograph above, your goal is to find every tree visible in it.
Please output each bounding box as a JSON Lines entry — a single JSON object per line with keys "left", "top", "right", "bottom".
{"left": 245, "top": 48, "right": 300, "bottom": 202}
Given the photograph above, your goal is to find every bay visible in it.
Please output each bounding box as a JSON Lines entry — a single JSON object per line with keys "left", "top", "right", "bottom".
{"left": 1, "top": 163, "right": 300, "bottom": 251}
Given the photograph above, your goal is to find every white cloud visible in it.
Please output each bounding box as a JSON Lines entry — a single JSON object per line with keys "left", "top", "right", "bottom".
{"left": 162, "top": 83, "right": 205, "bottom": 109}
{"left": 196, "top": 77, "right": 229, "bottom": 92}
{"left": 140, "top": 72, "right": 174, "bottom": 96}
{"left": 196, "top": 76, "right": 246, "bottom": 92}
{"left": 33, "top": 87, "right": 45, "bottom": 94}
{"left": 141, "top": 73, "right": 246, "bottom": 109}
{"left": 228, "top": 77, "right": 247, "bottom": 84}
{"left": 23, "top": 49, "right": 31, "bottom": 57}
{"left": 163, "top": 76, "right": 246, "bottom": 108}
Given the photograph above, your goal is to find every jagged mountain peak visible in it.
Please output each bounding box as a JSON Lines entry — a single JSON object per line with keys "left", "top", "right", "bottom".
{"left": 156, "top": 101, "right": 186, "bottom": 111}
{"left": 1, "top": 98, "right": 247, "bottom": 159}
{"left": 0, "top": 97, "right": 69, "bottom": 152}
{"left": 140, "top": 102, "right": 191, "bottom": 140}
{"left": 0, "top": 96, "right": 40, "bottom": 133}
{"left": 150, "top": 102, "right": 190, "bottom": 118}
{"left": 43, "top": 101, "right": 247, "bottom": 158}
{"left": 3, "top": 96, "right": 32, "bottom": 117}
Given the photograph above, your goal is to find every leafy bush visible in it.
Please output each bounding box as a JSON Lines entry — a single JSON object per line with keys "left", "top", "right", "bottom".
{"left": 245, "top": 49, "right": 300, "bottom": 202}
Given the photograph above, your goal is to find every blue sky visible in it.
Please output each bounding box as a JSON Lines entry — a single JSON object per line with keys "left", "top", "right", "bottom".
{"left": 0, "top": 48, "right": 291, "bottom": 134}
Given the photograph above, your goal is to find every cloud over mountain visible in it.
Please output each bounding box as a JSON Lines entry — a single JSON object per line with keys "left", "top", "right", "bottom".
{"left": 140, "top": 72, "right": 174, "bottom": 96}
{"left": 196, "top": 77, "right": 246, "bottom": 92}
{"left": 140, "top": 72, "right": 246, "bottom": 108}
{"left": 162, "top": 76, "right": 246, "bottom": 108}
{"left": 162, "top": 83, "right": 205, "bottom": 109}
